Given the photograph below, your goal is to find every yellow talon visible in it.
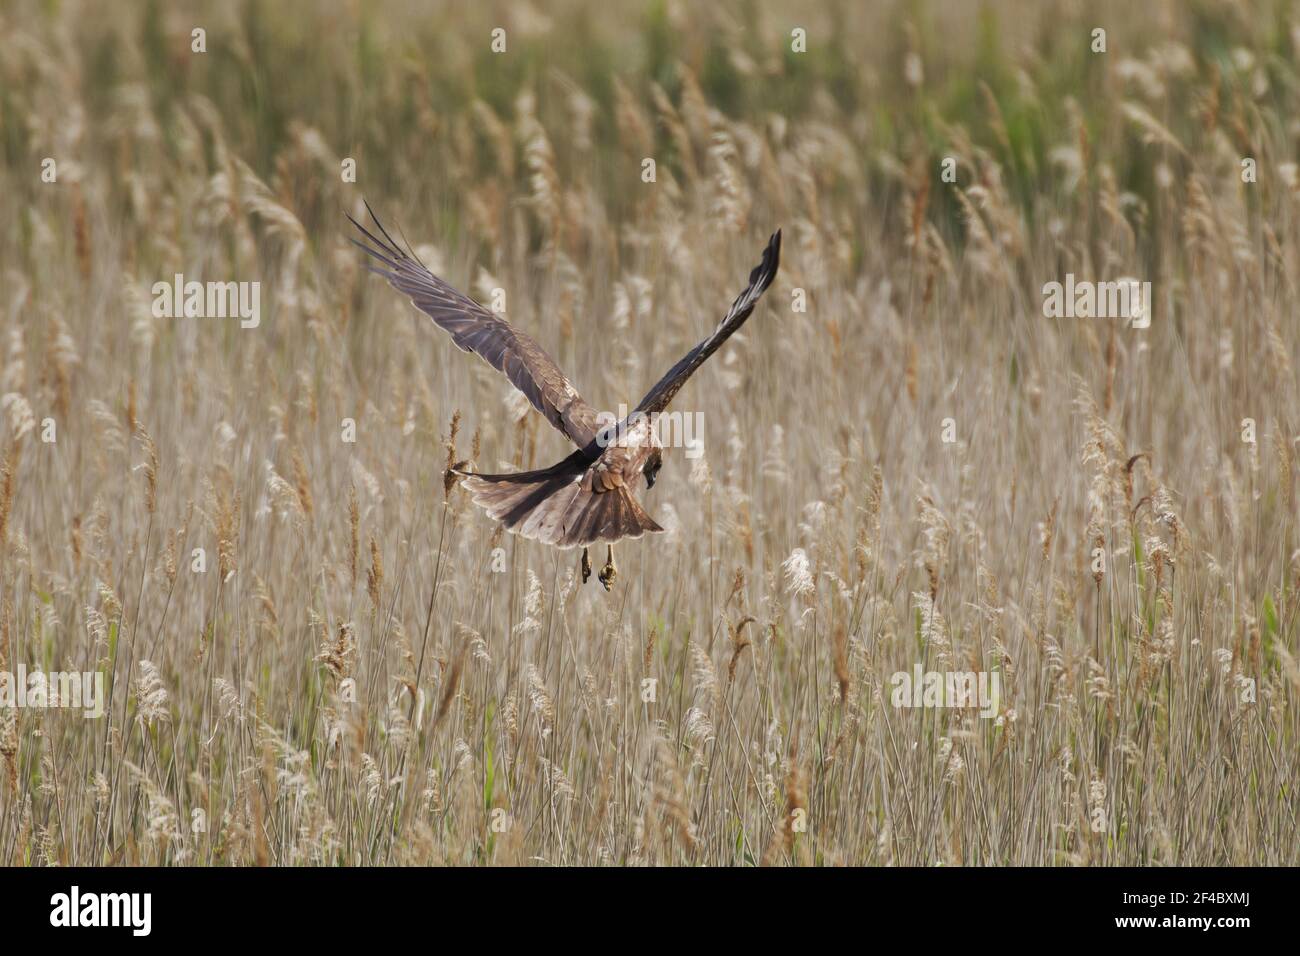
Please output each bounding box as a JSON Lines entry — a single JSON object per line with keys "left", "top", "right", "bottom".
{"left": 598, "top": 545, "right": 617, "bottom": 591}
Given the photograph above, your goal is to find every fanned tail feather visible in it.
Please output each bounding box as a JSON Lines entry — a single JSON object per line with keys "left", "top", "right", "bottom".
{"left": 457, "top": 463, "right": 663, "bottom": 548}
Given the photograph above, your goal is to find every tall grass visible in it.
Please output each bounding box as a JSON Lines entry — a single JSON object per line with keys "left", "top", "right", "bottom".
{"left": 0, "top": 0, "right": 1297, "bottom": 865}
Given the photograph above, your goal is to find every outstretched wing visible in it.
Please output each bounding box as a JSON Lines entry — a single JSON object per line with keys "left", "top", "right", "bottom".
{"left": 350, "top": 202, "right": 603, "bottom": 449}
{"left": 634, "top": 229, "right": 781, "bottom": 415}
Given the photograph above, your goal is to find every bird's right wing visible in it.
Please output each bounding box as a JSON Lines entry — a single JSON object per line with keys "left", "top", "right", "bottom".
{"left": 633, "top": 229, "right": 781, "bottom": 416}
{"left": 350, "top": 202, "right": 603, "bottom": 449}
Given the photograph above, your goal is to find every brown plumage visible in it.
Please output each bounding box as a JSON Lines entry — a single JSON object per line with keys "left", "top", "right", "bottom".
{"left": 351, "top": 202, "right": 780, "bottom": 554}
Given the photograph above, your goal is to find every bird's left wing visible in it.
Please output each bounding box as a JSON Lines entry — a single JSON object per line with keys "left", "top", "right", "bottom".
{"left": 633, "top": 229, "right": 781, "bottom": 416}
{"left": 350, "top": 202, "right": 603, "bottom": 449}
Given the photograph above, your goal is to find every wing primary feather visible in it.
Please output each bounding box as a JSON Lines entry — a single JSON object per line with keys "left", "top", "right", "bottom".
{"left": 348, "top": 236, "right": 404, "bottom": 270}
{"left": 351, "top": 202, "right": 606, "bottom": 449}
{"left": 363, "top": 199, "right": 408, "bottom": 258}
{"left": 633, "top": 228, "right": 781, "bottom": 415}
{"left": 358, "top": 264, "right": 401, "bottom": 282}
{"left": 347, "top": 213, "right": 403, "bottom": 262}
{"left": 395, "top": 220, "right": 430, "bottom": 270}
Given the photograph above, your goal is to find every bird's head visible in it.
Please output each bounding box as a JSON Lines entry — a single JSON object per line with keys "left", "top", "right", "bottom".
{"left": 644, "top": 449, "right": 663, "bottom": 489}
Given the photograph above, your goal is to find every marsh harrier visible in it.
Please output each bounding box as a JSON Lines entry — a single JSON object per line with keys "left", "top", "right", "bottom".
{"left": 351, "top": 203, "right": 781, "bottom": 589}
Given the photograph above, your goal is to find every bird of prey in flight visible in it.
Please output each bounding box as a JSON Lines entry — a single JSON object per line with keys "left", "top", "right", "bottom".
{"left": 350, "top": 203, "right": 781, "bottom": 589}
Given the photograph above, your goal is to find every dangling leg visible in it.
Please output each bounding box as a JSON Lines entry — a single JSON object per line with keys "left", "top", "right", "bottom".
{"left": 599, "top": 544, "right": 617, "bottom": 591}
{"left": 580, "top": 547, "right": 592, "bottom": 584}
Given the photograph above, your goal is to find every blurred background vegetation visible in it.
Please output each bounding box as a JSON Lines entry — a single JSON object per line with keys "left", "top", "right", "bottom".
{"left": 2, "top": 0, "right": 1299, "bottom": 866}
{"left": 6, "top": 0, "right": 1297, "bottom": 259}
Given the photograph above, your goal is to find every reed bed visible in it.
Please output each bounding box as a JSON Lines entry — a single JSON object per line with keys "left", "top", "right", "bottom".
{"left": 0, "top": 0, "right": 1297, "bottom": 865}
